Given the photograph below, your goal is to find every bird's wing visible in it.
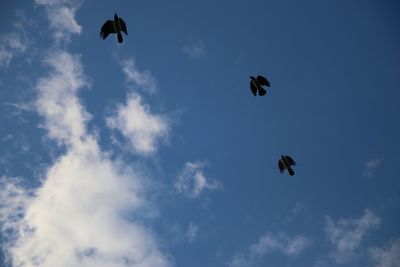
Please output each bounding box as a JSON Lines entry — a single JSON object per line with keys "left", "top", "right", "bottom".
{"left": 100, "top": 20, "right": 115, "bottom": 39}
{"left": 250, "top": 80, "right": 257, "bottom": 96}
{"left": 278, "top": 160, "right": 285, "bottom": 173}
{"left": 285, "top": 156, "right": 296, "bottom": 166}
{"left": 257, "top": 75, "right": 270, "bottom": 87}
{"left": 119, "top": 18, "right": 128, "bottom": 35}
{"left": 258, "top": 87, "right": 267, "bottom": 96}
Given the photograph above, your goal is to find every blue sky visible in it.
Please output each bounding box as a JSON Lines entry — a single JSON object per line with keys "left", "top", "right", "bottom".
{"left": 1, "top": 0, "right": 400, "bottom": 266}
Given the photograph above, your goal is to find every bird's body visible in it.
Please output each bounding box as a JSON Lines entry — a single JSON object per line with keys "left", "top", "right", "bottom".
{"left": 100, "top": 13, "right": 128, "bottom": 43}
{"left": 249, "top": 75, "right": 270, "bottom": 96}
{"left": 278, "top": 155, "right": 296, "bottom": 176}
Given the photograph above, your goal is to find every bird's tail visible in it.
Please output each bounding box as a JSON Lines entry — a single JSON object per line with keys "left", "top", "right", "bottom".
{"left": 117, "top": 32, "right": 123, "bottom": 43}
{"left": 288, "top": 167, "right": 295, "bottom": 176}
{"left": 258, "top": 87, "right": 267, "bottom": 96}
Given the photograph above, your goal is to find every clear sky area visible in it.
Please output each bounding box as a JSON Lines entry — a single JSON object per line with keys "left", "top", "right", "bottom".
{"left": 0, "top": 0, "right": 400, "bottom": 266}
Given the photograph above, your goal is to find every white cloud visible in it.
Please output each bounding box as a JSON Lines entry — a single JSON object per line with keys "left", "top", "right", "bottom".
{"left": 370, "top": 238, "right": 400, "bottom": 267}
{"left": 363, "top": 158, "right": 382, "bottom": 177}
{"left": 325, "top": 209, "right": 381, "bottom": 263}
{"left": 174, "top": 162, "right": 221, "bottom": 199}
{"left": 35, "top": 51, "right": 90, "bottom": 147}
{"left": 182, "top": 41, "right": 206, "bottom": 59}
{"left": 186, "top": 222, "right": 199, "bottom": 243}
{"left": 106, "top": 93, "right": 169, "bottom": 156}
{"left": 1, "top": 49, "right": 172, "bottom": 267}
{"left": 3, "top": 142, "right": 171, "bottom": 267}
{"left": 35, "top": 0, "right": 82, "bottom": 42}
{"left": 121, "top": 58, "right": 157, "bottom": 93}
{"left": 230, "top": 232, "right": 311, "bottom": 267}
{"left": 49, "top": 6, "right": 81, "bottom": 35}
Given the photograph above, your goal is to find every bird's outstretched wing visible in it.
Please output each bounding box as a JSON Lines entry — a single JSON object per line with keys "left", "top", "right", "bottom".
{"left": 285, "top": 156, "right": 296, "bottom": 166}
{"left": 278, "top": 159, "right": 285, "bottom": 173}
{"left": 257, "top": 75, "right": 270, "bottom": 87}
{"left": 100, "top": 20, "right": 115, "bottom": 39}
{"left": 250, "top": 81, "right": 257, "bottom": 96}
{"left": 119, "top": 18, "right": 128, "bottom": 35}
{"left": 258, "top": 87, "right": 267, "bottom": 96}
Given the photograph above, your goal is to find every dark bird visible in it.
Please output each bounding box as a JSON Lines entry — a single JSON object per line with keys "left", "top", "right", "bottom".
{"left": 100, "top": 13, "right": 128, "bottom": 43}
{"left": 278, "top": 155, "right": 296, "bottom": 176}
{"left": 249, "top": 75, "right": 270, "bottom": 96}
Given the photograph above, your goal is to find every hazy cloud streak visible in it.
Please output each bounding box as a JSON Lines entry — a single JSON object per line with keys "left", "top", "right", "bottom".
{"left": 0, "top": 33, "right": 28, "bottom": 69}
{"left": 325, "top": 209, "right": 381, "bottom": 263}
{"left": 182, "top": 41, "right": 206, "bottom": 59}
{"left": 370, "top": 238, "right": 400, "bottom": 267}
{"left": 186, "top": 222, "right": 199, "bottom": 243}
{"left": 363, "top": 158, "right": 382, "bottom": 177}
{"left": 35, "top": 0, "right": 82, "bottom": 42}
{"left": 121, "top": 58, "right": 157, "bottom": 93}
{"left": 174, "top": 161, "right": 221, "bottom": 199}
{"left": 230, "top": 232, "right": 311, "bottom": 267}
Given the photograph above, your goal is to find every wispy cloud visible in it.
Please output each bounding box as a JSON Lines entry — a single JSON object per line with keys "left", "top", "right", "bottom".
{"left": 36, "top": 51, "right": 91, "bottom": 147}
{"left": 121, "top": 58, "right": 158, "bottom": 93}
{"left": 230, "top": 232, "right": 311, "bottom": 267}
{"left": 174, "top": 161, "right": 221, "bottom": 199}
{"left": 106, "top": 93, "right": 169, "bottom": 156}
{"left": 107, "top": 56, "right": 169, "bottom": 155}
{"left": 182, "top": 40, "right": 206, "bottom": 59}
{"left": 363, "top": 158, "right": 382, "bottom": 177}
{"left": 250, "top": 233, "right": 311, "bottom": 257}
{"left": 0, "top": 177, "right": 32, "bottom": 240}
{"left": 186, "top": 221, "right": 199, "bottom": 243}
{"left": 325, "top": 209, "right": 381, "bottom": 263}
{"left": 0, "top": 50, "right": 13, "bottom": 69}
{"left": 35, "top": 0, "right": 73, "bottom": 4}
{"left": 49, "top": 6, "right": 81, "bottom": 37}
{"left": 0, "top": 33, "right": 28, "bottom": 69}
{"left": 369, "top": 238, "right": 400, "bottom": 267}
{"left": 35, "top": 0, "right": 82, "bottom": 42}
{"left": 286, "top": 201, "right": 309, "bottom": 222}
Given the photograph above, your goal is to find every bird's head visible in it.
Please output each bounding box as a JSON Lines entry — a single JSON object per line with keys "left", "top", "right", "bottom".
{"left": 249, "top": 76, "right": 255, "bottom": 80}
{"left": 281, "top": 155, "right": 285, "bottom": 160}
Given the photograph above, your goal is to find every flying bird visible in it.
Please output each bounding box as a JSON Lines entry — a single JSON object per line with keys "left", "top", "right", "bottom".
{"left": 278, "top": 155, "right": 296, "bottom": 176}
{"left": 249, "top": 75, "right": 270, "bottom": 96}
{"left": 100, "top": 13, "right": 128, "bottom": 43}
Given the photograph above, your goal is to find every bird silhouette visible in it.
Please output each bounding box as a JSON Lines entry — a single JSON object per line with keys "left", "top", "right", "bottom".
{"left": 249, "top": 75, "right": 270, "bottom": 96}
{"left": 100, "top": 13, "right": 128, "bottom": 43}
{"left": 278, "top": 155, "right": 296, "bottom": 176}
